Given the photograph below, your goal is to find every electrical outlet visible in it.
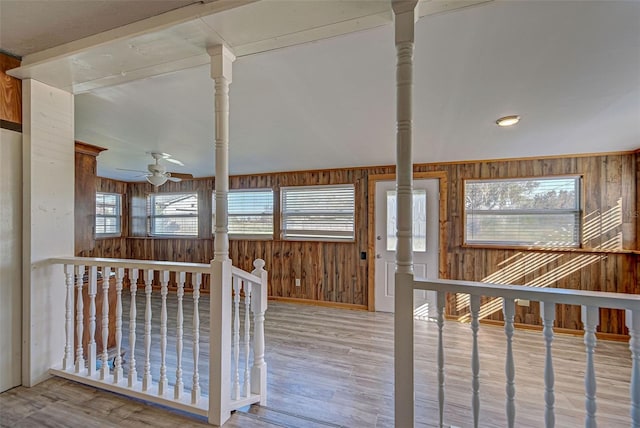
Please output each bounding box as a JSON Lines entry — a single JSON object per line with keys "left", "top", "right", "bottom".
{"left": 517, "top": 299, "right": 530, "bottom": 307}
{"left": 295, "top": 278, "right": 301, "bottom": 287}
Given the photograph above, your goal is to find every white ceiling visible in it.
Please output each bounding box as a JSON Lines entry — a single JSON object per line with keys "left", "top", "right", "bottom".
{"left": 3, "top": 0, "right": 640, "bottom": 180}
{"left": 0, "top": 0, "right": 201, "bottom": 57}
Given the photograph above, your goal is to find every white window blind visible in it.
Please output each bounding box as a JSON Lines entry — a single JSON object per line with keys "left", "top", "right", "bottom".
{"left": 281, "top": 185, "right": 355, "bottom": 241}
{"left": 465, "top": 177, "right": 581, "bottom": 247}
{"left": 213, "top": 189, "right": 274, "bottom": 237}
{"left": 149, "top": 193, "right": 198, "bottom": 236}
{"left": 96, "top": 192, "right": 121, "bottom": 235}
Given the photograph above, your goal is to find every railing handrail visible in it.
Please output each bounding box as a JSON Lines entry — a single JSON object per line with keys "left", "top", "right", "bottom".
{"left": 49, "top": 256, "right": 211, "bottom": 274}
{"left": 231, "top": 265, "right": 262, "bottom": 285}
{"left": 414, "top": 277, "right": 640, "bottom": 311}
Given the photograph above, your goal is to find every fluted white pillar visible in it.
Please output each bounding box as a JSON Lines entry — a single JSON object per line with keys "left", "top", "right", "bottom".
{"left": 209, "top": 45, "right": 235, "bottom": 263}
{"left": 392, "top": 2, "right": 418, "bottom": 428}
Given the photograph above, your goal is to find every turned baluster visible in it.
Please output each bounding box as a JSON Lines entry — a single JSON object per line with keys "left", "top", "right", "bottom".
{"left": 100, "top": 266, "right": 111, "bottom": 380}
{"left": 63, "top": 264, "right": 74, "bottom": 371}
{"left": 232, "top": 276, "right": 241, "bottom": 400}
{"left": 582, "top": 305, "right": 599, "bottom": 428}
{"left": 128, "top": 269, "right": 139, "bottom": 388}
{"left": 75, "top": 265, "right": 85, "bottom": 373}
{"left": 191, "top": 273, "right": 202, "bottom": 404}
{"left": 158, "top": 270, "right": 169, "bottom": 396}
{"left": 142, "top": 269, "right": 153, "bottom": 391}
{"left": 503, "top": 298, "right": 516, "bottom": 428}
{"left": 87, "top": 266, "right": 98, "bottom": 376}
{"left": 113, "top": 268, "right": 124, "bottom": 384}
{"left": 470, "top": 294, "right": 481, "bottom": 428}
{"left": 244, "top": 282, "right": 252, "bottom": 397}
{"left": 175, "top": 271, "right": 185, "bottom": 400}
{"left": 541, "top": 301, "right": 556, "bottom": 428}
{"left": 437, "top": 290, "right": 446, "bottom": 428}
{"left": 626, "top": 309, "right": 640, "bottom": 428}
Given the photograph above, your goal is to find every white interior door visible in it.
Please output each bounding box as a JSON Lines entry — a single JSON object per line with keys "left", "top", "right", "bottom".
{"left": 374, "top": 179, "right": 439, "bottom": 316}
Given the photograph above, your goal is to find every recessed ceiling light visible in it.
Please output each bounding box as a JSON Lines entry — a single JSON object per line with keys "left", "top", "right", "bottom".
{"left": 496, "top": 115, "right": 520, "bottom": 127}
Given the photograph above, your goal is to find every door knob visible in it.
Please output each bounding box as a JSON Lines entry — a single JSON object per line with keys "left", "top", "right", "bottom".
{"left": 376, "top": 254, "right": 382, "bottom": 259}
{"left": 376, "top": 235, "right": 382, "bottom": 241}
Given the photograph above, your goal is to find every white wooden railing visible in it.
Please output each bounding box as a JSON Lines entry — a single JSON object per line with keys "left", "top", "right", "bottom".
{"left": 48, "top": 256, "right": 268, "bottom": 426}
{"left": 410, "top": 277, "right": 640, "bottom": 428}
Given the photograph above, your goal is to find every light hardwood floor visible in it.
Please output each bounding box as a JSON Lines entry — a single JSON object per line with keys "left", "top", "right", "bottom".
{"left": 0, "top": 299, "right": 633, "bottom": 427}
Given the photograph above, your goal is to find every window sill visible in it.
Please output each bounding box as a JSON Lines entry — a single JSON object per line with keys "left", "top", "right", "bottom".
{"left": 461, "top": 244, "right": 640, "bottom": 255}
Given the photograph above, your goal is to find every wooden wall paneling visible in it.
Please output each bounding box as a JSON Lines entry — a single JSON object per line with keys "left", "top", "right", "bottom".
{"left": 129, "top": 183, "right": 148, "bottom": 237}
{"left": 621, "top": 154, "right": 636, "bottom": 248}
{"left": 0, "top": 53, "right": 21, "bottom": 125}
{"left": 74, "top": 142, "right": 107, "bottom": 255}
{"left": 82, "top": 152, "right": 637, "bottom": 333}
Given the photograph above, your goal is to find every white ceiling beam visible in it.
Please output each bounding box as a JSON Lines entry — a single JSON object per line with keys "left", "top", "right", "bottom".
{"left": 17, "top": 0, "right": 258, "bottom": 68}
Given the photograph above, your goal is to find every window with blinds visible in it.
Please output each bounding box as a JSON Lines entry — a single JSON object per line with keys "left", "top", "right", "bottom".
{"left": 96, "top": 192, "right": 122, "bottom": 236}
{"left": 281, "top": 184, "right": 355, "bottom": 241}
{"left": 149, "top": 192, "right": 198, "bottom": 236}
{"left": 212, "top": 189, "right": 274, "bottom": 238}
{"left": 464, "top": 177, "right": 581, "bottom": 247}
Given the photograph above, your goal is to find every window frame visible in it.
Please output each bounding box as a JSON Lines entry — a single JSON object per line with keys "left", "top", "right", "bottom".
{"left": 212, "top": 188, "right": 275, "bottom": 240}
{"left": 148, "top": 192, "right": 199, "bottom": 237}
{"left": 463, "top": 175, "right": 582, "bottom": 248}
{"left": 95, "top": 192, "right": 122, "bottom": 237}
{"left": 280, "top": 184, "right": 356, "bottom": 242}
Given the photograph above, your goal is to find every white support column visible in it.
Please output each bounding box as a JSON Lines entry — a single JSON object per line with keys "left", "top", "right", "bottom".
{"left": 208, "top": 43, "right": 235, "bottom": 426}
{"left": 22, "top": 79, "right": 75, "bottom": 386}
{"left": 392, "top": 2, "right": 418, "bottom": 427}
{"left": 209, "top": 44, "right": 235, "bottom": 263}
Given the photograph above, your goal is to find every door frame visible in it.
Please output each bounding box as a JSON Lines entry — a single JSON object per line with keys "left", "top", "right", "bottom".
{"left": 367, "top": 171, "right": 448, "bottom": 311}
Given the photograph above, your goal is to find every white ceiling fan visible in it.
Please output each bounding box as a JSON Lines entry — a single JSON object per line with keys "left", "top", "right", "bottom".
{"left": 117, "top": 152, "right": 193, "bottom": 187}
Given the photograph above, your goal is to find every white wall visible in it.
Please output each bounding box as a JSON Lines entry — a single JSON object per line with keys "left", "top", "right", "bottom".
{"left": 22, "top": 79, "right": 75, "bottom": 386}
{"left": 0, "top": 128, "right": 22, "bottom": 392}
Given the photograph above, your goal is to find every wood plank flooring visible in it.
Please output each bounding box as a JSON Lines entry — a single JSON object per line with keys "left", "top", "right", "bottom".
{"left": 1, "top": 298, "right": 633, "bottom": 427}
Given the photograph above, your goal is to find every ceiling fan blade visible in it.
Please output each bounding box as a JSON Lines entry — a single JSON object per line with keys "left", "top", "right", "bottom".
{"left": 165, "top": 157, "right": 184, "bottom": 166}
{"left": 168, "top": 172, "right": 193, "bottom": 180}
{"left": 116, "top": 167, "right": 148, "bottom": 173}
{"left": 167, "top": 176, "right": 182, "bottom": 182}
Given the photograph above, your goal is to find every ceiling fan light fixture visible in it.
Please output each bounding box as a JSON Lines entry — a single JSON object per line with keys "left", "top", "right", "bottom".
{"left": 146, "top": 174, "right": 168, "bottom": 186}
{"left": 496, "top": 115, "right": 520, "bottom": 127}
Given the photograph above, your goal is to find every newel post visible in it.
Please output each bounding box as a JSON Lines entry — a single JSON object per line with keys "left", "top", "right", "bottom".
{"left": 251, "top": 259, "right": 268, "bottom": 405}
{"left": 208, "top": 43, "right": 235, "bottom": 427}
{"left": 392, "top": 1, "right": 418, "bottom": 427}
{"left": 209, "top": 259, "right": 232, "bottom": 426}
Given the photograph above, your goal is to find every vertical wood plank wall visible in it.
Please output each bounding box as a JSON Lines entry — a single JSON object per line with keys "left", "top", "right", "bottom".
{"left": 84, "top": 152, "right": 639, "bottom": 335}
{"left": 0, "top": 53, "right": 22, "bottom": 126}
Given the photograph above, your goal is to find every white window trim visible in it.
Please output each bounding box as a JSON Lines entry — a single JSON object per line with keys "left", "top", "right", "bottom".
{"left": 463, "top": 176, "right": 582, "bottom": 248}
{"left": 96, "top": 192, "right": 122, "bottom": 237}
{"left": 281, "top": 184, "right": 355, "bottom": 242}
{"left": 149, "top": 192, "right": 199, "bottom": 237}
